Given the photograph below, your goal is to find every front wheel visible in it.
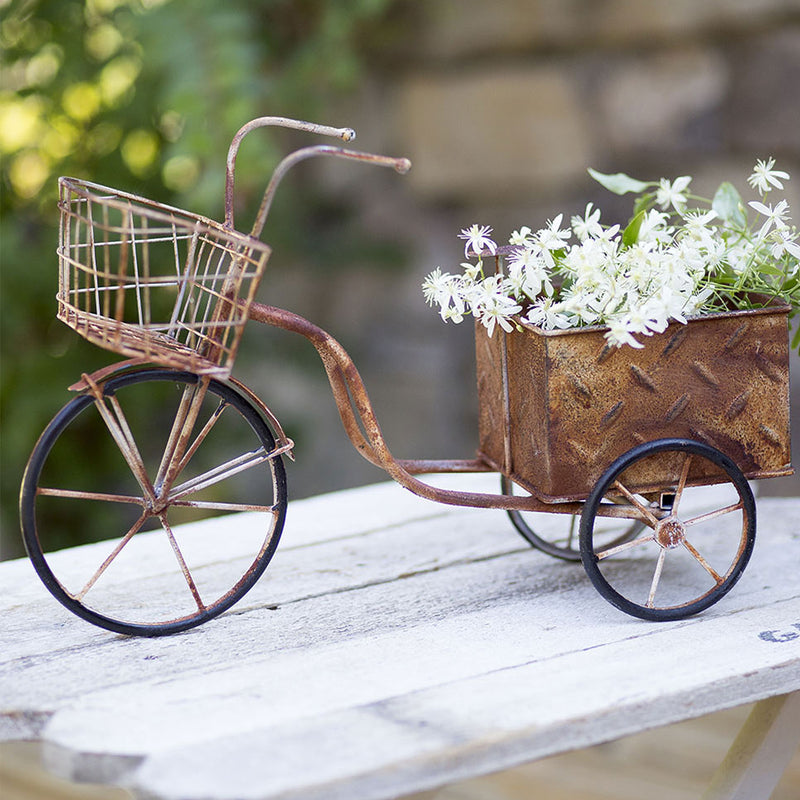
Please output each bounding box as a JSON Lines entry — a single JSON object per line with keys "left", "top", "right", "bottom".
{"left": 580, "top": 439, "right": 756, "bottom": 621}
{"left": 20, "top": 369, "right": 288, "bottom": 636}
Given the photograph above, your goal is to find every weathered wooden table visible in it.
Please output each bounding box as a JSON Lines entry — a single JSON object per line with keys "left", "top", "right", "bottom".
{"left": 2, "top": 474, "right": 799, "bottom": 799}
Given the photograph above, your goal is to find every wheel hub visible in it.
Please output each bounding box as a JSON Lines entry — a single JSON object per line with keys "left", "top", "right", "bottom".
{"left": 655, "top": 517, "right": 685, "bottom": 549}
{"left": 144, "top": 489, "right": 169, "bottom": 516}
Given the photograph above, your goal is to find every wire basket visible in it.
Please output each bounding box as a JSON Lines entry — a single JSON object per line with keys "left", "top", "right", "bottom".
{"left": 57, "top": 177, "right": 272, "bottom": 377}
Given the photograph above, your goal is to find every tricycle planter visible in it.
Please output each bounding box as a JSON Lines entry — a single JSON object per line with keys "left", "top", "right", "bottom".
{"left": 19, "top": 116, "right": 797, "bottom": 635}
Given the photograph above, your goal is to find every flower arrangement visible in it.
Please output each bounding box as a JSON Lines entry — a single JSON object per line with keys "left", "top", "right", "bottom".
{"left": 423, "top": 158, "right": 800, "bottom": 350}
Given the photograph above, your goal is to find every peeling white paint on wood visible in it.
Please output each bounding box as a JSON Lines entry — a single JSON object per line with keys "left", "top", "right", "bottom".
{"left": 1, "top": 475, "right": 798, "bottom": 799}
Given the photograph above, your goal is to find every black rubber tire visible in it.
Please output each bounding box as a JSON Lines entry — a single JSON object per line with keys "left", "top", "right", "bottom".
{"left": 579, "top": 438, "right": 756, "bottom": 621}
{"left": 20, "top": 369, "right": 288, "bottom": 636}
{"left": 501, "top": 475, "right": 644, "bottom": 562}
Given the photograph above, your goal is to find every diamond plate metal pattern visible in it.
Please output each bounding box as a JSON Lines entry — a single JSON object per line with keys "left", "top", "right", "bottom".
{"left": 476, "top": 303, "right": 792, "bottom": 503}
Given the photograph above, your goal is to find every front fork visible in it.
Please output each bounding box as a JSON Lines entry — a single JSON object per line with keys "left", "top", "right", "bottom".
{"left": 68, "top": 359, "right": 296, "bottom": 480}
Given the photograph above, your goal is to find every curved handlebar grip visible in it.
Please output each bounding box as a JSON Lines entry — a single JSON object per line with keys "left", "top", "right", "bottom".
{"left": 249, "top": 145, "right": 411, "bottom": 240}
{"left": 224, "top": 116, "right": 356, "bottom": 230}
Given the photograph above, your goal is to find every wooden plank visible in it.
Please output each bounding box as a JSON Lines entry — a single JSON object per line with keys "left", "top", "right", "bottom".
{"left": 416, "top": 702, "right": 800, "bottom": 800}
{"left": 1, "top": 476, "right": 798, "bottom": 800}
{"left": 702, "top": 692, "right": 800, "bottom": 800}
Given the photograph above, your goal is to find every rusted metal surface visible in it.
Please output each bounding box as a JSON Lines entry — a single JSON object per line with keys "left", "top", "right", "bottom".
{"left": 476, "top": 303, "right": 793, "bottom": 502}
{"left": 247, "top": 145, "right": 410, "bottom": 241}
{"left": 57, "top": 120, "right": 409, "bottom": 381}
{"left": 25, "top": 113, "right": 799, "bottom": 634}
{"left": 224, "top": 116, "right": 355, "bottom": 231}
{"left": 247, "top": 301, "right": 597, "bottom": 515}
{"left": 57, "top": 177, "right": 272, "bottom": 377}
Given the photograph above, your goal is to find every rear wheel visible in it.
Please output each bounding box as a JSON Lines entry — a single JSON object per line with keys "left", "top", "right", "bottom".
{"left": 579, "top": 439, "right": 755, "bottom": 621}
{"left": 501, "top": 475, "right": 644, "bottom": 561}
{"left": 20, "top": 369, "right": 288, "bottom": 636}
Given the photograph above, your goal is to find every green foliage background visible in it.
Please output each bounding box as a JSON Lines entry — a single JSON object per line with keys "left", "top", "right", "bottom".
{"left": 0, "top": 0, "right": 403, "bottom": 558}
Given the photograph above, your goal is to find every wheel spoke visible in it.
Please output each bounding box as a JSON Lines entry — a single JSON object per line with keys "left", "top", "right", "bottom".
{"left": 92, "top": 394, "right": 155, "bottom": 504}
{"left": 683, "top": 501, "right": 744, "bottom": 527}
{"left": 167, "top": 448, "right": 271, "bottom": 502}
{"left": 157, "top": 376, "right": 211, "bottom": 497}
{"left": 682, "top": 537, "right": 723, "bottom": 583}
{"left": 155, "top": 384, "right": 198, "bottom": 488}
{"left": 565, "top": 515, "right": 577, "bottom": 550}
{"left": 671, "top": 454, "right": 693, "bottom": 515}
{"left": 595, "top": 532, "right": 655, "bottom": 560}
{"left": 159, "top": 513, "right": 205, "bottom": 612}
{"left": 75, "top": 510, "right": 148, "bottom": 601}
{"left": 646, "top": 549, "right": 668, "bottom": 608}
{"left": 170, "top": 499, "right": 281, "bottom": 514}
{"left": 173, "top": 400, "right": 229, "bottom": 478}
{"left": 611, "top": 480, "right": 661, "bottom": 527}
{"left": 37, "top": 487, "right": 145, "bottom": 505}
{"left": 580, "top": 440, "right": 755, "bottom": 621}
{"left": 23, "top": 370, "right": 288, "bottom": 635}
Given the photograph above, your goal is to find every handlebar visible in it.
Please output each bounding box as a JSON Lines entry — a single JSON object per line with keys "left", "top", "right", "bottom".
{"left": 223, "top": 116, "right": 410, "bottom": 240}
{"left": 225, "top": 116, "right": 355, "bottom": 230}
{"left": 250, "top": 145, "right": 411, "bottom": 240}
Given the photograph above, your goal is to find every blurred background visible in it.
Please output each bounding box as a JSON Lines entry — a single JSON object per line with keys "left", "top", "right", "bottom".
{"left": 2, "top": 0, "right": 800, "bottom": 560}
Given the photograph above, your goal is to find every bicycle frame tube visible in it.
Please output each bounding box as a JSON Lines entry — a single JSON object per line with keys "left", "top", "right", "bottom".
{"left": 65, "top": 310, "right": 644, "bottom": 518}
{"left": 247, "top": 301, "right": 615, "bottom": 517}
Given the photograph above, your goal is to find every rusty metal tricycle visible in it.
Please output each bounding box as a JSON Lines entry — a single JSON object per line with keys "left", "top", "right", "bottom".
{"left": 20, "top": 117, "right": 793, "bottom": 636}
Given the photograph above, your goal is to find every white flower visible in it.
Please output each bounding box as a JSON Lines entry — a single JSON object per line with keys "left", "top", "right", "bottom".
{"left": 422, "top": 268, "right": 449, "bottom": 306}
{"left": 594, "top": 223, "right": 621, "bottom": 244}
{"left": 749, "top": 199, "right": 791, "bottom": 236}
{"left": 655, "top": 176, "right": 692, "bottom": 211}
{"left": 681, "top": 209, "right": 717, "bottom": 242}
{"left": 725, "top": 241, "right": 756, "bottom": 275}
{"left": 459, "top": 224, "right": 497, "bottom": 258}
{"left": 747, "top": 157, "right": 790, "bottom": 194}
{"left": 507, "top": 247, "right": 554, "bottom": 299}
{"left": 441, "top": 303, "right": 466, "bottom": 323}
{"left": 422, "top": 268, "right": 470, "bottom": 322}
{"left": 605, "top": 318, "right": 645, "bottom": 349}
{"left": 638, "top": 209, "right": 673, "bottom": 244}
{"left": 438, "top": 284, "right": 468, "bottom": 322}
{"left": 699, "top": 238, "right": 727, "bottom": 273}
{"left": 424, "top": 158, "right": 800, "bottom": 351}
{"left": 509, "top": 226, "right": 534, "bottom": 246}
{"left": 768, "top": 228, "right": 800, "bottom": 263}
{"left": 684, "top": 284, "right": 714, "bottom": 315}
{"left": 683, "top": 209, "right": 717, "bottom": 225}
{"left": 562, "top": 237, "right": 611, "bottom": 278}
{"left": 571, "top": 203, "right": 603, "bottom": 242}
{"left": 622, "top": 305, "right": 660, "bottom": 337}
{"left": 525, "top": 297, "right": 572, "bottom": 330}
{"left": 503, "top": 260, "right": 527, "bottom": 299}
{"left": 535, "top": 214, "right": 571, "bottom": 251}
{"left": 647, "top": 286, "right": 689, "bottom": 328}
{"left": 562, "top": 284, "right": 613, "bottom": 324}
{"left": 476, "top": 289, "right": 522, "bottom": 337}
{"left": 460, "top": 261, "right": 483, "bottom": 281}
{"left": 675, "top": 240, "right": 709, "bottom": 274}
{"left": 467, "top": 275, "right": 504, "bottom": 315}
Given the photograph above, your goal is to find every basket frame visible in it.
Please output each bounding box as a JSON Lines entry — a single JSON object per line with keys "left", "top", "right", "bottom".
{"left": 57, "top": 177, "right": 272, "bottom": 378}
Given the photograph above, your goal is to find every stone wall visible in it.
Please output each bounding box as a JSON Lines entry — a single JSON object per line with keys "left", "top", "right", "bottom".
{"left": 249, "top": 0, "right": 800, "bottom": 499}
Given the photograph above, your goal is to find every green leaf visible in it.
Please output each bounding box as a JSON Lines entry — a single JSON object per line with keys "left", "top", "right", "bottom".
{"left": 632, "top": 191, "right": 656, "bottom": 218}
{"left": 791, "top": 320, "right": 800, "bottom": 352}
{"left": 622, "top": 209, "right": 645, "bottom": 248}
{"left": 758, "top": 262, "right": 784, "bottom": 276}
{"left": 712, "top": 182, "right": 747, "bottom": 227}
{"left": 588, "top": 168, "right": 652, "bottom": 196}
{"left": 783, "top": 274, "right": 800, "bottom": 293}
